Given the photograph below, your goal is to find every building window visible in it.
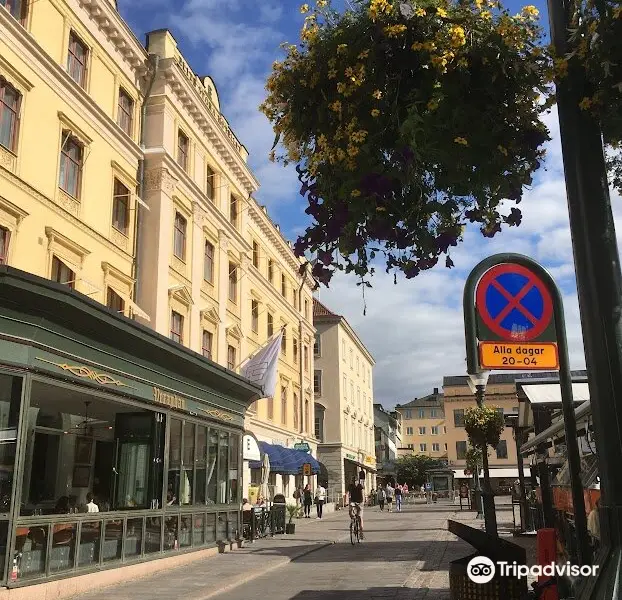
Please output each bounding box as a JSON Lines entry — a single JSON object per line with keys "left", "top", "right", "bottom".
{"left": 314, "top": 370, "right": 322, "bottom": 396}
{"left": 1, "top": 0, "right": 27, "bottom": 21}
{"left": 343, "top": 375, "right": 347, "bottom": 399}
{"left": 456, "top": 441, "right": 468, "bottom": 460}
{"left": 251, "top": 300, "right": 259, "bottom": 333}
{"left": 202, "top": 330, "right": 213, "bottom": 359}
{"left": 304, "top": 299, "right": 309, "bottom": 320}
{"left": 67, "top": 32, "right": 88, "bottom": 87}
{"left": 0, "top": 79, "right": 21, "bottom": 152}
{"left": 420, "top": 443, "right": 427, "bottom": 452}
{"left": 293, "top": 337, "right": 298, "bottom": 362}
{"left": 268, "top": 259, "right": 274, "bottom": 283}
{"left": 418, "top": 426, "right": 426, "bottom": 435}
{"left": 342, "top": 340, "right": 346, "bottom": 360}
{"left": 407, "top": 444, "right": 414, "bottom": 450}
{"left": 315, "top": 404, "right": 324, "bottom": 442}
{"left": 432, "top": 443, "right": 440, "bottom": 452}
{"left": 206, "top": 166, "right": 215, "bottom": 201}
{"left": 305, "top": 399, "right": 310, "bottom": 434}
{"left": 51, "top": 256, "right": 75, "bottom": 289}
{"left": 431, "top": 409, "right": 437, "bottom": 418}
{"left": 203, "top": 240, "right": 214, "bottom": 282}
{"left": 281, "top": 273, "right": 286, "bottom": 296}
{"left": 454, "top": 409, "right": 465, "bottom": 427}
{"left": 252, "top": 241, "right": 260, "bottom": 268}
{"left": 106, "top": 287, "right": 125, "bottom": 314}
{"left": 228, "top": 262, "right": 237, "bottom": 303}
{"left": 177, "top": 130, "right": 189, "bottom": 171}
{"left": 406, "top": 427, "right": 413, "bottom": 435}
{"left": 431, "top": 426, "right": 439, "bottom": 435}
{"left": 227, "top": 345, "right": 236, "bottom": 371}
{"left": 304, "top": 345, "right": 309, "bottom": 373}
{"left": 117, "top": 88, "right": 133, "bottom": 136}
{"left": 496, "top": 440, "right": 508, "bottom": 459}
{"left": 512, "top": 406, "right": 519, "bottom": 414}
{"left": 349, "top": 349, "right": 353, "bottom": 368}
{"left": 281, "top": 326, "right": 287, "bottom": 354}
{"left": 112, "top": 178, "right": 130, "bottom": 236}
{"left": 314, "top": 333, "right": 321, "bottom": 356}
{"left": 173, "top": 212, "right": 187, "bottom": 260}
{"left": 444, "top": 443, "right": 448, "bottom": 451}
{"left": 0, "top": 227, "right": 10, "bottom": 264}
{"left": 59, "top": 132, "right": 83, "bottom": 198}
{"left": 293, "top": 393, "right": 299, "bottom": 429}
{"left": 418, "top": 408, "right": 425, "bottom": 418}
{"left": 170, "top": 311, "right": 183, "bottom": 344}
{"left": 267, "top": 312, "right": 274, "bottom": 337}
{"left": 281, "top": 386, "right": 287, "bottom": 425}
{"left": 229, "top": 194, "right": 238, "bottom": 226}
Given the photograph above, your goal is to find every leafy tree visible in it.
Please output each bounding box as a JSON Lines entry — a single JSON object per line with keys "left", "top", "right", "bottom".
{"left": 261, "top": 0, "right": 622, "bottom": 288}
{"left": 394, "top": 454, "right": 444, "bottom": 487}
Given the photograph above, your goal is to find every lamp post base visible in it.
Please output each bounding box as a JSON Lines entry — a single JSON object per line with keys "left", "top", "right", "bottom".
{"left": 481, "top": 490, "right": 498, "bottom": 536}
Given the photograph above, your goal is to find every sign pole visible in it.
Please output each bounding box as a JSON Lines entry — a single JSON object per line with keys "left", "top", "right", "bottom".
{"left": 464, "top": 253, "right": 590, "bottom": 563}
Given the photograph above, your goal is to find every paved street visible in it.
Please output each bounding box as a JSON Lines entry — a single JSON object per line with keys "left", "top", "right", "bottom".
{"left": 75, "top": 501, "right": 477, "bottom": 600}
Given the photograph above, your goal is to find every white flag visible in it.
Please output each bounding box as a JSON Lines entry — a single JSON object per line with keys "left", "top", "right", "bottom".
{"left": 240, "top": 329, "right": 283, "bottom": 398}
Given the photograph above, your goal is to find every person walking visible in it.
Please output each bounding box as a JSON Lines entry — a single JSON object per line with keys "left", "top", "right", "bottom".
{"left": 315, "top": 482, "right": 327, "bottom": 519}
{"left": 395, "top": 483, "right": 403, "bottom": 512}
{"left": 385, "top": 482, "right": 395, "bottom": 512}
{"left": 377, "top": 486, "right": 386, "bottom": 511}
{"left": 303, "top": 484, "right": 313, "bottom": 518}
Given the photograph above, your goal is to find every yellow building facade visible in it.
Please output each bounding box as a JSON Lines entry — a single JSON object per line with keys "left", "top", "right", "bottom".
{"left": 0, "top": 0, "right": 147, "bottom": 312}
{"left": 137, "top": 30, "right": 317, "bottom": 502}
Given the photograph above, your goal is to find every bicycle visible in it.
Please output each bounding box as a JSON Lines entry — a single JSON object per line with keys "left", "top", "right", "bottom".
{"left": 349, "top": 503, "right": 362, "bottom": 545}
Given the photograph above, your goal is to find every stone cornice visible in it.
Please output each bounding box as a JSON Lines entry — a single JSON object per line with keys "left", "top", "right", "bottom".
{"left": 76, "top": 0, "right": 148, "bottom": 75}
{"left": 159, "top": 59, "right": 258, "bottom": 196}
{"left": 1, "top": 9, "right": 142, "bottom": 162}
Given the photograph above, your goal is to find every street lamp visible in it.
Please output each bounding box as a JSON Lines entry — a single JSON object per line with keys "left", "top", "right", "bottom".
{"left": 467, "top": 371, "right": 498, "bottom": 536}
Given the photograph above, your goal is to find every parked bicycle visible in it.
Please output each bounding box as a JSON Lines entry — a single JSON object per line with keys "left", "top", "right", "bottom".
{"left": 349, "top": 503, "right": 362, "bottom": 545}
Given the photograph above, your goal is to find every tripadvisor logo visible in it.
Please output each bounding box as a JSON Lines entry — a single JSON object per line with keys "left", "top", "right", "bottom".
{"left": 467, "top": 556, "right": 599, "bottom": 584}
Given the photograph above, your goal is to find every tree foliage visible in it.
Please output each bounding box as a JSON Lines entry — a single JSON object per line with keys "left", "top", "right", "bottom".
{"left": 394, "top": 454, "right": 444, "bottom": 487}
{"left": 260, "top": 0, "right": 622, "bottom": 287}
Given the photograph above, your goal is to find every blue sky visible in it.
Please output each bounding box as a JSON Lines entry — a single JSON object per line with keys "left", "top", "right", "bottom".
{"left": 117, "top": 0, "right": 621, "bottom": 406}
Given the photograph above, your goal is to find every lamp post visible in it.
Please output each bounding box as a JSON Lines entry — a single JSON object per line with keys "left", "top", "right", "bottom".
{"left": 468, "top": 371, "right": 498, "bottom": 536}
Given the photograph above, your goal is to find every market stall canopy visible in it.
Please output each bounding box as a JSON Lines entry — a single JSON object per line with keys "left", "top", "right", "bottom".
{"left": 517, "top": 382, "right": 589, "bottom": 428}
{"left": 249, "top": 442, "right": 321, "bottom": 475}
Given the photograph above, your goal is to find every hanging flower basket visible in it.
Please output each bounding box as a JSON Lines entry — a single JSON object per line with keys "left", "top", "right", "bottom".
{"left": 465, "top": 446, "right": 483, "bottom": 473}
{"left": 464, "top": 405, "right": 505, "bottom": 448}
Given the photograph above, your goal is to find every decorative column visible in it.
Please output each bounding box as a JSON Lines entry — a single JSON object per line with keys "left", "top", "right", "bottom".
{"left": 217, "top": 229, "right": 229, "bottom": 368}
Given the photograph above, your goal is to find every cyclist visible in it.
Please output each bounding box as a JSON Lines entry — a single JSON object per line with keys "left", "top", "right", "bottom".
{"left": 347, "top": 476, "right": 365, "bottom": 540}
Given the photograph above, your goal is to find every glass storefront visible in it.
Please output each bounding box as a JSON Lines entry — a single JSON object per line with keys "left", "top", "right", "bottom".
{"left": 0, "top": 373, "right": 242, "bottom": 585}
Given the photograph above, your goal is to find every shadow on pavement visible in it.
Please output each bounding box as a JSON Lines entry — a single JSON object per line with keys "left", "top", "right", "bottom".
{"left": 286, "top": 586, "right": 449, "bottom": 600}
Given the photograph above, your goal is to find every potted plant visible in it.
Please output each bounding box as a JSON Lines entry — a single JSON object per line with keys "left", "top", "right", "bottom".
{"left": 464, "top": 405, "right": 505, "bottom": 449}
{"left": 285, "top": 504, "right": 300, "bottom": 534}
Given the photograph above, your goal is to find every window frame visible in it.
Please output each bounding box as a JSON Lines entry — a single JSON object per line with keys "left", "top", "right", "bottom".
{"left": 51, "top": 255, "right": 75, "bottom": 289}
{"left": 267, "top": 313, "right": 274, "bottom": 337}
{"left": 59, "top": 131, "right": 84, "bottom": 199}
{"left": 202, "top": 329, "right": 213, "bottom": 359}
{"left": 112, "top": 178, "right": 130, "bottom": 236}
{"left": 205, "top": 165, "right": 215, "bottom": 201}
{"left": 177, "top": 129, "right": 189, "bottom": 171}
{"left": 314, "top": 333, "right": 321, "bottom": 357}
{"left": 251, "top": 299, "right": 259, "bottom": 333}
{"left": 229, "top": 194, "right": 238, "bottom": 226}
{"left": 67, "top": 31, "right": 89, "bottom": 88}
{"left": 281, "top": 326, "right": 287, "bottom": 355}
{"left": 227, "top": 345, "right": 236, "bottom": 371}
{"left": 456, "top": 440, "right": 468, "bottom": 460}
{"left": 106, "top": 287, "right": 125, "bottom": 315}
{"left": 0, "top": 0, "right": 28, "bottom": 22}
{"left": 281, "top": 386, "right": 287, "bottom": 425}
{"left": 117, "top": 87, "right": 134, "bottom": 137}
{"left": 252, "top": 241, "right": 260, "bottom": 268}
{"left": 170, "top": 310, "right": 184, "bottom": 344}
{"left": 454, "top": 409, "right": 465, "bottom": 427}
{"left": 496, "top": 439, "right": 508, "bottom": 459}
{"left": 173, "top": 211, "right": 187, "bottom": 260}
{"left": 203, "top": 239, "right": 214, "bottom": 283}
{"left": 228, "top": 262, "right": 237, "bottom": 303}
{"left": 281, "top": 273, "right": 286, "bottom": 296}
{"left": 313, "top": 370, "right": 322, "bottom": 396}
{"left": 0, "top": 77, "right": 21, "bottom": 153}
{"left": 0, "top": 226, "right": 10, "bottom": 265}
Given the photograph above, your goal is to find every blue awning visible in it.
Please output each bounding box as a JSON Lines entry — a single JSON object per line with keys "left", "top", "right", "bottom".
{"left": 248, "top": 442, "right": 320, "bottom": 475}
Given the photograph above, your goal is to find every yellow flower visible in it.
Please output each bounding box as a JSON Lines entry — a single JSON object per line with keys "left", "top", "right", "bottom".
{"left": 384, "top": 24, "right": 407, "bottom": 38}
{"left": 437, "top": 7, "right": 448, "bottom": 17}
{"left": 351, "top": 189, "right": 361, "bottom": 197}
{"left": 300, "top": 4, "right": 310, "bottom": 13}
{"left": 415, "top": 7, "right": 426, "bottom": 16}
{"left": 337, "top": 44, "right": 348, "bottom": 54}
{"left": 371, "top": 109, "right": 380, "bottom": 117}
{"left": 449, "top": 25, "right": 466, "bottom": 48}
{"left": 411, "top": 42, "right": 425, "bottom": 51}
{"left": 454, "top": 137, "right": 469, "bottom": 146}
{"left": 521, "top": 5, "right": 539, "bottom": 18}
{"left": 368, "top": 0, "right": 393, "bottom": 21}
{"left": 337, "top": 82, "right": 347, "bottom": 94}
{"left": 317, "top": 0, "right": 328, "bottom": 7}
{"left": 328, "top": 58, "right": 337, "bottom": 68}
{"left": 328, "top": 68, "right": 337, "bottom": 79}
{"left": 481, "top": 10, "right": 492, "bottom": 20}
{"left": 474, "top": 0, "right": 484, "bottom": 8}
{"left": 330, "top": 100, "right": 342, "bottom": 112}
{"left": 497, "top": 145, "right": 508, "bottom": 156}
{"left": 427, "top": 99, "right": 439, "bottom": 111}
{"left": 372, "top": 89, "right": 382, "bottom": 99}
{"left": 358, "top": 50, "right": 370, "bottom": 59}
{"left": 347, "top": 145, "right": 359, "bottom": 157}
{"left": 579, "top": 97, "right": 593, "bottom": 110}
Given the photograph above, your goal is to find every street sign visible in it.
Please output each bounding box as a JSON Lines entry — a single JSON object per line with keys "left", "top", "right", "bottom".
{"left": 475, "top": 263, "right": 554, "bottom": 341}
{"left": 479, "top": 341, "right": 559, "bottom": 370}
{"left": 294, "top": 442, "right": 310, "bottom": 452}
{"left": 303, "top": 463, "right": 311, "bottom": 476}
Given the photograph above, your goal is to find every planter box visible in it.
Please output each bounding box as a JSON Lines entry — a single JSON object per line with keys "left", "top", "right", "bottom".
{"left": 285, "top": 523, "right": 296, "bottom": 534}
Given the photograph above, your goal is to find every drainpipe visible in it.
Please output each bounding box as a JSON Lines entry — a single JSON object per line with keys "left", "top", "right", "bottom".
{"left": 132, "top": 53, "right": 160, "bottom": 309}
{"left": 297, "top": 268, "right": 309, "bottom": 436}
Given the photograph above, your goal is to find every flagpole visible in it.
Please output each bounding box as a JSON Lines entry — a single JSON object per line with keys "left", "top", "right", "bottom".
{"left": 233, "top": 325, "right": 285, "bottom": 371}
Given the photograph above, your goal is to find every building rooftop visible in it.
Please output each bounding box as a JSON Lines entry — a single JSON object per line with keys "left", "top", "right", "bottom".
{"left": 313, "top": 298, "right": 339, "bottom": 318}
{"left": 396, "top": 389, "right": 443, "bottom": 409}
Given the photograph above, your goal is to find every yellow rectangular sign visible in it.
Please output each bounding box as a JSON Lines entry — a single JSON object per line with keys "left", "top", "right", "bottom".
{"left": 479, "top": 342, "right": 559, "bottom": 370}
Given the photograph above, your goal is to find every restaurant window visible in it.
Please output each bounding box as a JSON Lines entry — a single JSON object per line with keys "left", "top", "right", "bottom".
{"left": 456, "top": 441, "right": 468, "bottom": 460}
{"left": 281, "top": 326, "right": 287, "bottom": 355}
{"left": 281, "top": 274, "right": 286, "bottom": 296}
{"left": 252, "top": 241, "right": 260, "bottom": 268}
{"left": 228, "top": 262, "right": 237, "bottom": 303}
{"left": 229, "top": 194, "right": 238, "bottom": 226}
{"left": 59, "top": 132, "right": 83, "bottom": 198}
{"left": 204, "top": 240, "right": 214, "bottom": 282}
{"left": 173, "top": 212, "right": 187, "bottom": 260}
{"left": 0, "top": 78, "right": 20, "bottom": 152}
{"left": 251, "top": 300, "right": 259, "bottom": 333}
{"left": 207, "top": 429, "right": 218, "bottom": 503}
{"left": 0, "top": 375, "right": 22, "bottom": 514}
{"left": 454, "top": 409, "right": 465, "bottom": 427}
{"left": 206, "top": 166, "right": 215, "bottom": 201}
{"left": 315, "top": 404, "right": 324, "bottom": 442}
{"left": 293, "top": 393, "right": 299, "bottom": 429}
{"left": 227, "top": 345, "right": 236, "bottom": 371}
{"left": 106, "top": 287, "right": 125, "bottom": 315}
{"left": 170, "top": 310, "right": 183, "bottom": 344}
{"left": 0, "top": 227, "right": 9, "bottom": 265}
{"left": 117, "top": 88, "right": 133, "bottom": 136}
{"left": 314, "top": 333, "right": 321, "bottom": 357}
{"left": 195, "top": 427, "right": 207, "bottom": 505}
{"left": 202, "top": 330, "right": 213, "bottom": 359}
{"left": 112, "top": 178, "right": 130, "bottom": 236}
{"left": 268, "top": 259, "right": 274, "bottom": 283}
{"left": 229, "top": 434, "right": 239, "bottom": 505}
{"left": 67, "top": 31, "right": 88, "bottom": 88}
{"left": 0, "top": 0, "right": 27, "bottom": 21}
{"left": 496, "top": 440, "right": 508, "bottom": 459}
{"left": 267, "top": 312, "right": 274, "bottom": 337}
{"left": 293, "top": 337, "right": 298, "bottom": 363}
{"left": 313, "top": 370, "right": 322, "bottom": 396}
{"left": 177, "top": 129, "right": 189, "bottom": 171}
{"left": 281, "top": 386, "right": 287, "bottom": 425}
{"left": 51, "top": 256, "right": 75, "bottom": 289}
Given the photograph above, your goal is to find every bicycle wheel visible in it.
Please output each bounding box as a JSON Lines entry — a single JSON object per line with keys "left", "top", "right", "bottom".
{"left": 356, "top": 516, "right": 362, "bottom": 543}
{"left": 350, "top": 520, "right": 356, "bottom": 545}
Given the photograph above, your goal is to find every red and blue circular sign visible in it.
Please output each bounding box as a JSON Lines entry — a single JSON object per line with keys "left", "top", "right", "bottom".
{"left": 475, "top": 263, "right": 553, "bottom": 342}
